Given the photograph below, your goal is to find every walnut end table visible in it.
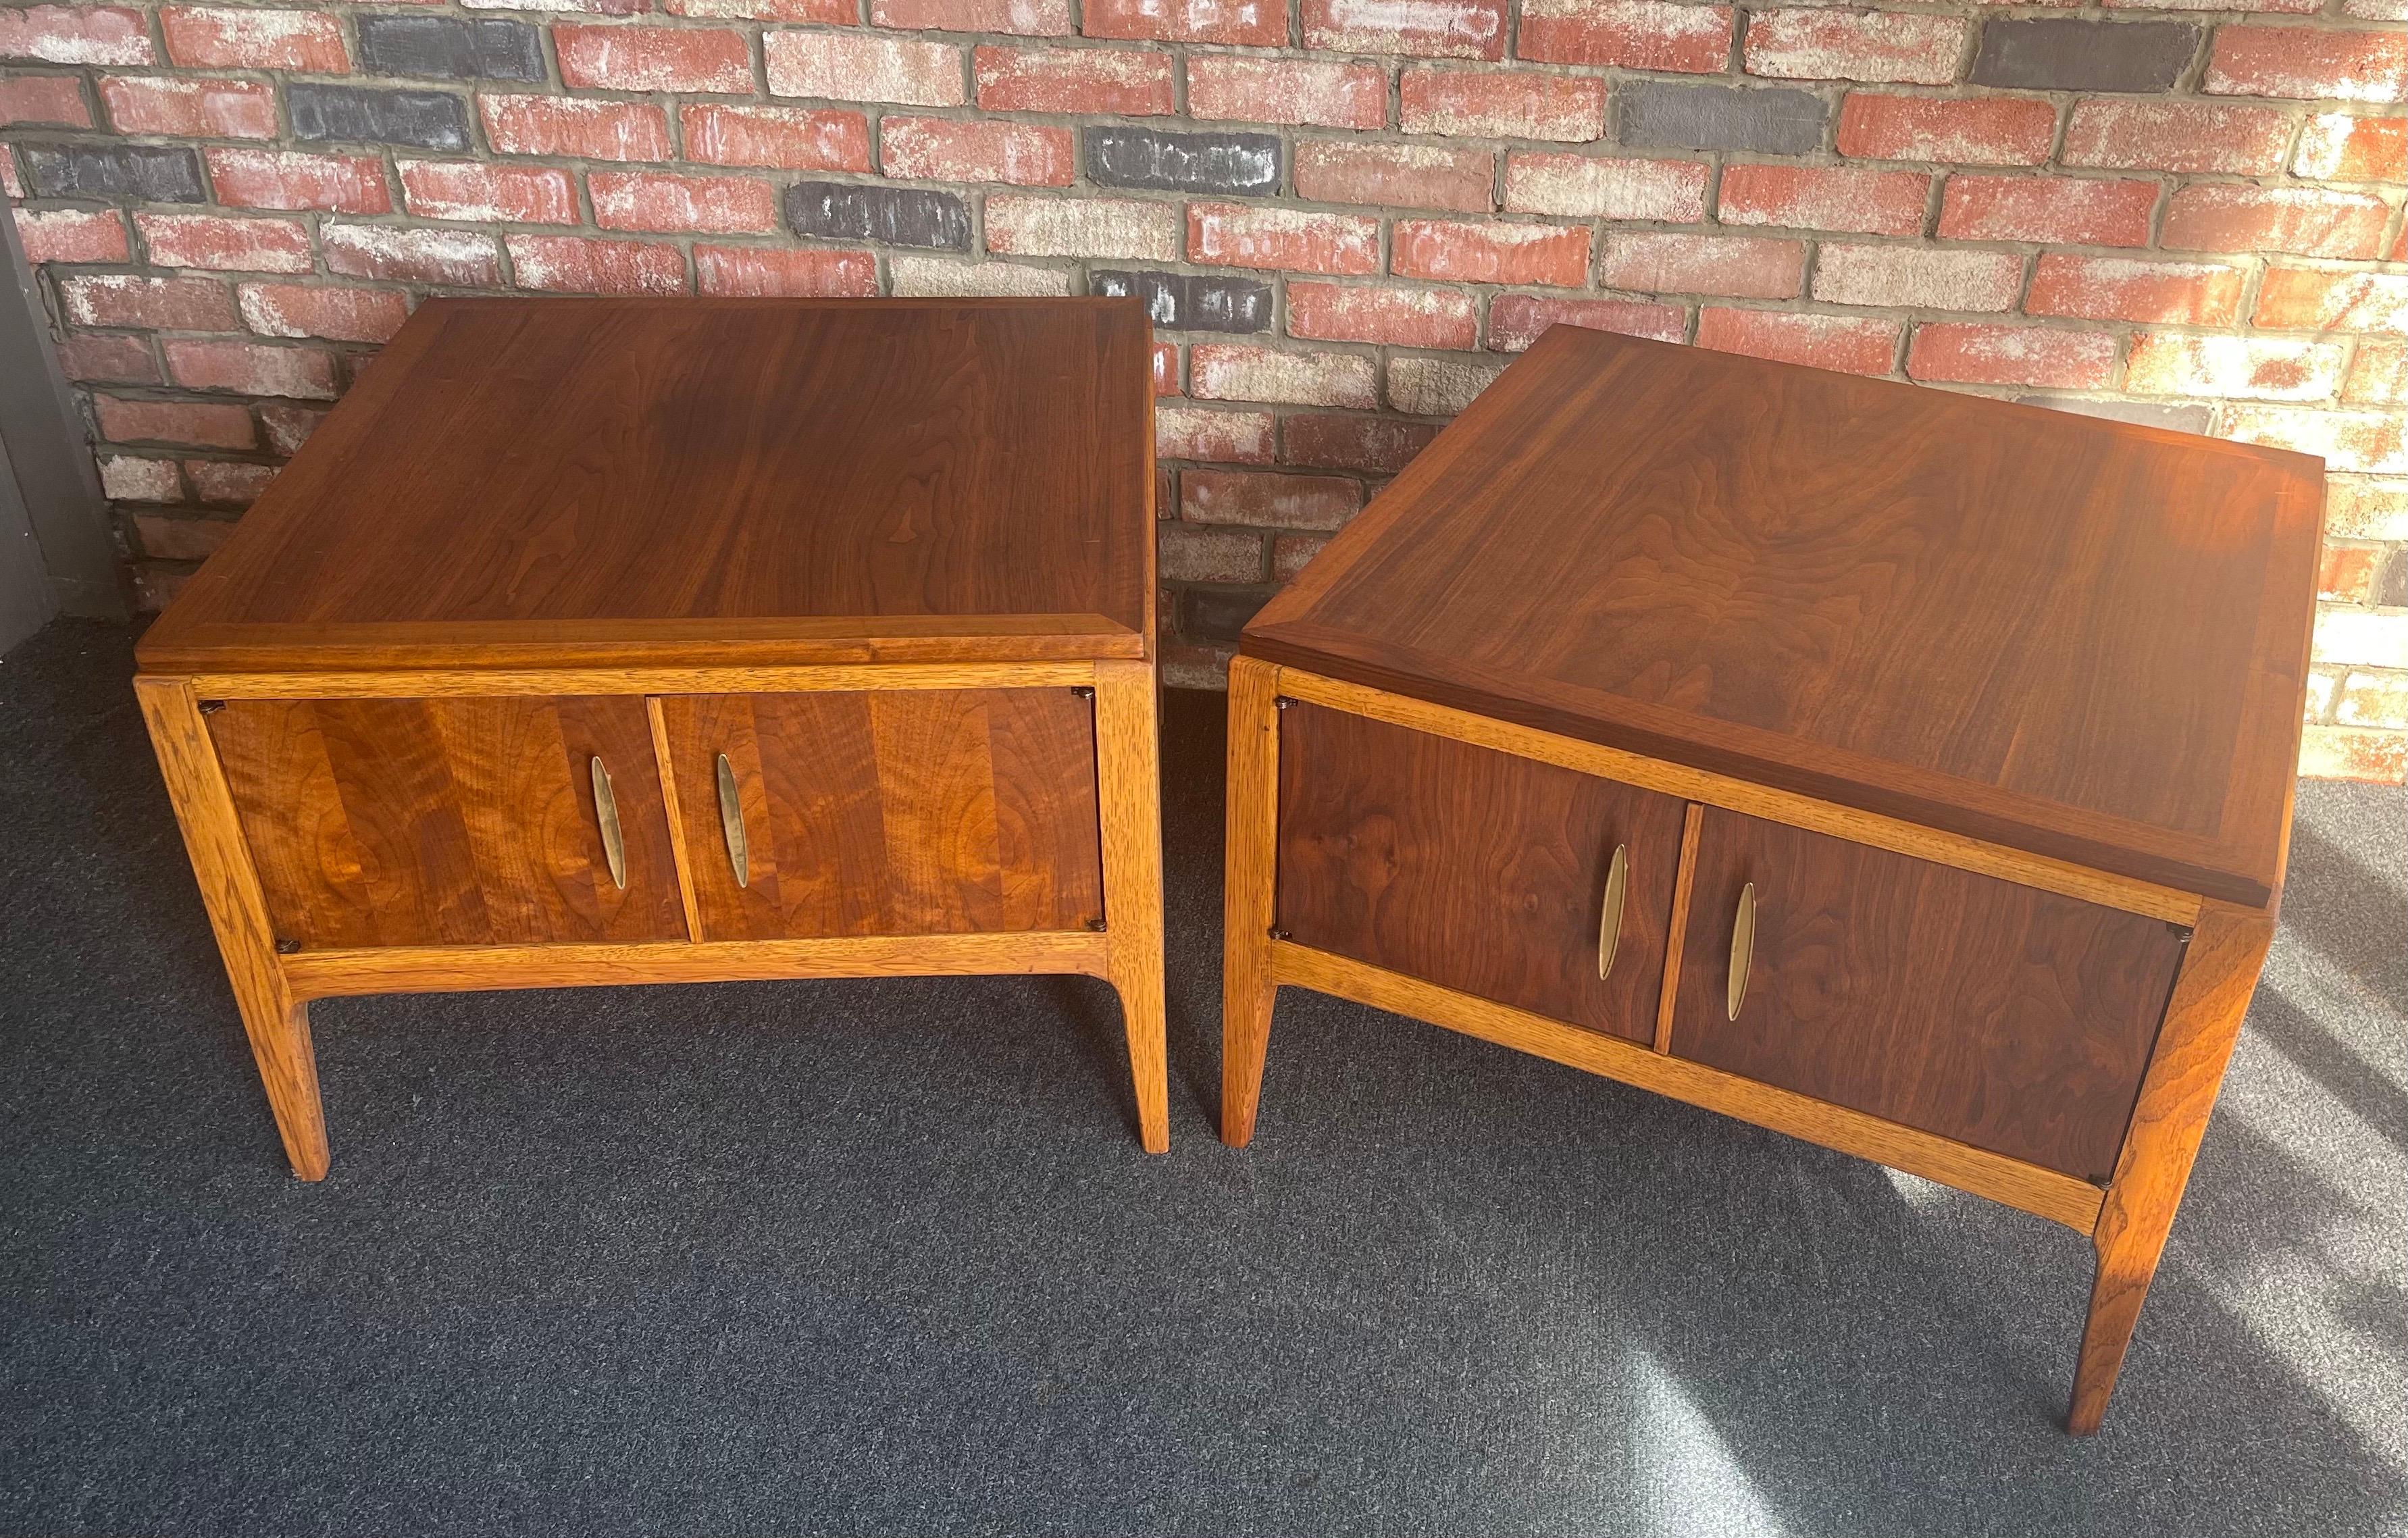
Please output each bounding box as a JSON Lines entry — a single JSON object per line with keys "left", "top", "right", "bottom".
{"left": 1222, "top": 326, "right": 2323, "bottom": 1433}
{"left": 138, "top": 296, "right": 1167, "bottom": 1174}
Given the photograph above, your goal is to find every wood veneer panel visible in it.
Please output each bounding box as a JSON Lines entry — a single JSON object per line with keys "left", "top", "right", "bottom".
{"left": 210, "top": 696, "right": 688, "bottom": 950}
{"left": 1275, "top": 702, "right": 1688, "bottom": 1042}
{"left": 657, "top": 689, "right": 1103, "bottom": 940}
{"left": 1668, "top": 808, "right": 2186, "bottom": 1182}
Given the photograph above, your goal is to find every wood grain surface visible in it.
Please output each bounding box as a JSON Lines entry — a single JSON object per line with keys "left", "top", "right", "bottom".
{"left": 1219, "top": 656, "right": 1283, "bottom": 1147}
{"left": 1667, "top": 807, "right": 2186, "bottom": 1181}
{"left": 1094, "top": 659, "right": 1169, "bottom": 1154}
{"left": 1276, "top": 702, "right": 1689, "bottom": 1042}
{"left": 136, "top": 298, "right": 1155, "bottom": 673}
{"left": 655, "top": 688, "right": 1103, "bottom": 940}
{"left": 209, "top": 694, "right": 688, "bottom": 951}
{"left": 1243, "top": 325, "right": 2323, "bottom": 907}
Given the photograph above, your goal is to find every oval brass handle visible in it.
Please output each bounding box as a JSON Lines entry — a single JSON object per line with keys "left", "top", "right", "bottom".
{"left": 590, "top": 756, "right": 627, "bottom": 891}
{"left": 715, "top": 752, "right": 748, "bottom": 889}
{"left": 1596, "top": 843, "right": 1629, "bottom": 981}
{"left": 1726, "top": 881, "right": 1756, "bottom": 1021}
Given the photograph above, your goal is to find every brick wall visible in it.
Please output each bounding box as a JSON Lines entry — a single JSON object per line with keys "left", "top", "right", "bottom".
{"left": 3, "top": 0, "right": 2403, "bottom": 776}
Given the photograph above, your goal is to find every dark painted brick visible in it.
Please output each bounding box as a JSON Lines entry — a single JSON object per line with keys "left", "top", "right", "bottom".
{"left": 1177, "top": 584, "right": 1273, "bottom": 644}
{"left": 1093, "top": 270, "right": 1272, "bottom": 334}
{"left": 1613, "top": 82, "right": 1827, "bottom": 155}
{"left": 20, "top": 143, "right": 206, "bottom": 203}
{"left": 786, "top": 181, "right": 970, "bottom": 250}
{"left": 1970, "top": 20, "right": 2201, "bottom": 94}
{"left": 289, "top": 83, "right": 471, "bottom": 150}
{"left": 357, "top": 15, "right": 545, "bottom": 82}
{"left": 1084, "top": 127, "right": 1281, "bottom": 197}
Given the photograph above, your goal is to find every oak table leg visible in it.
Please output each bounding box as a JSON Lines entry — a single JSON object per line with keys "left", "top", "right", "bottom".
{"left": 1220, "top": 656, "right": 1281, "bottom": 1147}
{"left": 1094, "top": 659, "right": 1169, "bottom": 1154}
{"left": 2070, "top": 900, "right": 2274, "bottom": 1433}
{"left": 136, "top": 677, "right": 330, "bottom": 1181}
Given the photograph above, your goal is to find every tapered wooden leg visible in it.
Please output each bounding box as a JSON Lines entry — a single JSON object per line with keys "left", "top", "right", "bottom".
{"left": 137, "top": 677, "right": 332, "bottom": 1181}
{"left": 2070, "top": 900, "right": 2273, "bottom": 1433}
{"left": 1094, "top": 659, "right": 1169, "bottom": 1154}
{"left": 1221, "top": 656, "right": 1281, "bottom": 1147}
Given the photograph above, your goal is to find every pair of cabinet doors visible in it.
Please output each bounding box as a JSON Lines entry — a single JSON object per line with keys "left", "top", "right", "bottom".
{"left": 207, "top": 690, "right": 1106, "bottom": 952}
{"left": 1273, "top": 704, "right": 2188, "bottom": 1185}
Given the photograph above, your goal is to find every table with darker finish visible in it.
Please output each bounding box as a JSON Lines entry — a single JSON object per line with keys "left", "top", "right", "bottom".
{"left": 137, "top": 296, "right": 1169, "bottom": 1174}
{"left": 1222, "top": 324, "right": 2322, "bottom": 1433}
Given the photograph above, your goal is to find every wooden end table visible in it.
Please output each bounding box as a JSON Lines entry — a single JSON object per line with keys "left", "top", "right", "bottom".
{"left": 1222, "top": 326, "right": 2322, "bottom": 1433}
{"left": 136, "top": 296, "right": 1168, "bottom": 1174}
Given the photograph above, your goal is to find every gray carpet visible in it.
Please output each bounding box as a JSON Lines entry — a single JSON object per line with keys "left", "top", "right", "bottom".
{"left": 1, "top": 616, "right": 2402, "bottom": 1537}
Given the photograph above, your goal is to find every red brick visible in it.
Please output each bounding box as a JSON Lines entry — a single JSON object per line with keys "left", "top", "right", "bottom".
{"left": 990, "top": 195, "right": 1181, "bottom": 258}
{"left": 876, "top": 0, "right": 1071, "bottom": 32}
{"left": 2126, "top": 332, "right": 2347, "bottom": 401}
{"left": 694, "top": 245, "right": 879, "bottom": 297}
{"left": 1814, "top": 243, "right": 2022, "bottom": 310}
{"left": 1299, "top": 140, "right": 1493, "bottom": 213}
{"left": 1160, "top": 523, "right": 1265, "bottom": 583}
{"left": 1937, "top": 175, "right": 2157, "bottom": 247}
{"left": 1718, "top": 163, "right": 1928, "bottom": 236}
{"left": 880, "top": 116, "right": 1072, "bottom": 184}
{"left": 96, "top": 395, "right": 254, "bottom": 450}
{"left": 2327, "top": 480, "right": 2408, "bottom": 540}
{"left": 2317, "top": 545, "right": 2381, "bottom": 602}
{"left": 2061, "top": 101, "right": 2292, "bottom": 174}
{"left": 1154, "top": 340, "right": 1178, "bottom": 396}
{"left": 1183, "top": 467, "right": 1363, "bottom": 530}
{"left": 1837, "top": 93, "right": 2056, "bottom": 166}
{"left": 2292, "top": 112, "right": 2406, "bottom": 180}
{"left": 2204, "top": 26, "right": 2406, "bottom": 102}
{"left": 323, "top": 223, "right": 501, "bottom": 286}
{"left": 1191, "top": 344, "right": 1379, "bottom": 407}
{"left": 136, "top": 212, "right": 312, "bottom": 273}
{"left": 1281, "top": 413, "right": 1437, "bottom": 473}
{"left": 505, "top": 234, "right": 689, "bottom": 295}
{"left": 99, "top": 76, "right": 275, "bottom": 138}
{"left": 480, "top": 95, "right": 671, "bottom": 161}
{"left": 1186, "top": 56, "right": 1386, "bottom": 128}
{"left": 1743, "top": 9, "right": 1967, "bottom": 84}
{"left": 61, "top": 274, "right": 236, "bottom": 331}
{"left": 182, "top": 459, "right": 276, "bottom": 507}
{"left": 1156, "top": 404, "right": 1275, "bottom": 463}
{"left": 14, "top": 208, "right": 126, "bottom": 264}
{"left": 1302, "top": 0, "right": 1506, "bottom": 60}
{"left": 1389, "top": 355, "right": 1506, "bottom": 415}
{"left": 2344, "top": 337, "right": 2407, "bottom": 405}
{"left": 765, "top": 32, "right": 966, "bottom": 105}
{"left": 1399, "top": 67, "right": 1605, "bottom": 141}
{"left": 1393, "top": 218, "right": 1589, "bottom": 286}
{"left": 591, "top": 170, "right": 775, "bottom": 234}
{"left": 2255, "top": 266, "right": 2408, "bottom": 331}
{"left": 1696, "top": 307, "right": 1899, "bottom": 375}
{"left": 2223, "top": 405, "right": 2405, "bottom": 473}
{"left": 207, "top": 147, "right": 390, "bottom": 213}
{"left": 1518, "top": 0, "right": 1731, "bottom": 72}
{"left": 238, "top": 282, "right": 411, "bottom": 344}
{"left": 100, "top": 455, "right": 182, "bottom": 502}
{"left": 56, "top": 333, "right": 162, "bottom": 385}
{"left": 0, "top": 145, "right": 16, "bottom": 199}
{"left": 1288, "top": 281, "right": 1479, "bottom": 349}
{"left": 1083, "top": 0, "right": 1281, "bottom": 46}
{"left": 2024, "top": 253, "right": 2243, "bottom": 325}
{"left": 974, "top": 45, "right": 1173, "bottom": 113}
{"left": 1503, "top": 152, "right": 1706, "bottom": 220}
{"left": 665, "top": 0, "right": 844, "bottom": 18}
{"left": 1905, "top": 324, "right": 2114, "bottom": 388}
{"left": 1488, "top": 292, "right": 1685, "bottom": 351}
{"left": 2163, "top": 184, "right": 2389, "bottom": 259}
{"left": 258, "top": 403, "right": 324, "bottom": 457}
{"left": 683, "top": 104, "right": 870, "bottom": 171}
{"left": 558, "top": 25, "right": 750, "bottom": 93}
{"left": 1189, "top": 203, "right": 1379, "bottom": 274}
{"left": 1599, "top": 231, "right": 1803, "bottom": 299}
{"left": 0, "top": 73, "right": 90, "bottom": 126}
{"left": 162, "top": 7, "right": 349, "bottom": 72}
{"left": 165, "top": 338, "right": 339, "bottom": 399}
{"left": 2300, "top": 724, "right": 2408, "bottom": 784}
{"left": 0, "top": 6, "right": 151, "bottom": 64}
{"left": 134, "top": 517, "right": 234, "bottom": 566}
{"left": 401, "top": 160, "right": 578, "bottom": 224}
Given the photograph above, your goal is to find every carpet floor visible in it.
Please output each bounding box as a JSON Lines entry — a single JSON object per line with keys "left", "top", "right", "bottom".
{"left": 1, "top": 617, "right": 2402, "bottom": 1537}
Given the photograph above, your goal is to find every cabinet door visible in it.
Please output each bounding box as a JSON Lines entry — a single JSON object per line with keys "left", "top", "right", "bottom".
{"left": 1668, "top": 809, "right": 2185, "bottom": 1181}
{"left": 1275, "top": 703, "right": 1689, "bottom": 1042}
{"left": 210, "top": 696, "right": 689, "bottom": 950}
{"left": 655, "top": 690, "right": 1103, "bottom": 940}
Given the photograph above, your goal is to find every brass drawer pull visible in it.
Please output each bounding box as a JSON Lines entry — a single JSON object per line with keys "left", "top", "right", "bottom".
{"left": 1596, "top": 843, "right": 1629, "bottom": 981}
{"left": 1727, "top": 881, "right": 1756, "bottom": 1021}
{"left": 590, "top": 756, "right": 627, "bottom": 891}
{"left": 715, "top": 752, "right": 749, "bottom": 888}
